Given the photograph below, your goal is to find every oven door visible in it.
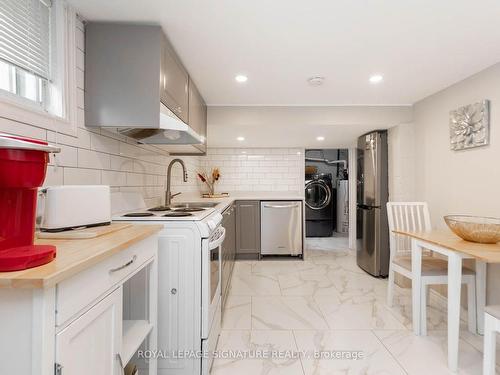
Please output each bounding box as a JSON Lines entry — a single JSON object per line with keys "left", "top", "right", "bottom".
{"left": 201, "top": 225, "right": 225, "bottom": 339}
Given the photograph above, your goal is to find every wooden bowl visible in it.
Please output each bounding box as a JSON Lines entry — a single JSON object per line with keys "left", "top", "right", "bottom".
{"left": 444, "top": 215, "right": 500, "bottom": 244}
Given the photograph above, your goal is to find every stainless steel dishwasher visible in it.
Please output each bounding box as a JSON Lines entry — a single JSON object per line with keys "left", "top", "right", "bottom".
{"left": 260, "top": 201, "right": 303, "bottom": 256}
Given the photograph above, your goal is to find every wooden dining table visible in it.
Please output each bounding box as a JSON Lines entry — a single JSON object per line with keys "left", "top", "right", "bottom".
{"left": 394, "top": 229, "right": 500, "bottom": 372}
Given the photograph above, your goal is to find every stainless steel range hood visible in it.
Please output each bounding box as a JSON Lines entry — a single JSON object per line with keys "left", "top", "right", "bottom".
{"left": 84, "top": 23, "right": 207, "bottom": 155}
{"left": 113, "top": 104, "right": 205, "bottom": 146}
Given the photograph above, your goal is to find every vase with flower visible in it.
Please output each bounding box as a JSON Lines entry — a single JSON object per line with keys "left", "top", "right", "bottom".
{"left": 197, "top": 167, "right": 221, "bottom": 197}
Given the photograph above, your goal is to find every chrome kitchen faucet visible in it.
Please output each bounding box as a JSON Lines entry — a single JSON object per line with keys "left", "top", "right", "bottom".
{"left": 165, "top": 159, "right": 188, "bottom": 206}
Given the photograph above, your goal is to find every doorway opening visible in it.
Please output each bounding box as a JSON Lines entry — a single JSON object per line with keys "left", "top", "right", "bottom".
{"left": 304, "top": 149, "right": 349, "bottom": 250}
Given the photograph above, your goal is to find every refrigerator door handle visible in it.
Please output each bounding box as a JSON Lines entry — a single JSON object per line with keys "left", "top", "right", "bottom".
{"left": 357, "top": 204, "right": 380, "bottom": 210}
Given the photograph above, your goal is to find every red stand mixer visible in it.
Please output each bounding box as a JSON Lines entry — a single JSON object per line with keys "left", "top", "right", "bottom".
{"left": 0, "top": 134, "right": 60, "bottom": 271}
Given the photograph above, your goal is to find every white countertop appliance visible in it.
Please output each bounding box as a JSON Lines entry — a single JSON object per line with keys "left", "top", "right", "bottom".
{"left": 260, "top": 200, "right": 303, "bottom": 257}
{"left": 112, "top": 192, "right": 223, "bottom": 375}
{"left": 40, "top": 185, "right": 111, "bottom": 232}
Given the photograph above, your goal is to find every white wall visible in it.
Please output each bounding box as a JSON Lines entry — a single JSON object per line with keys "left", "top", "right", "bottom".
{"left": 200, "top": 148, "right": 304, "bottom": 193}
{"left": 412, "top": 62, "right": 500, "bottom": 303}
{"left": 388, "top": 123, "right": 416, "bottom": 201}
{"left": 0, "top": 15, "right": 200, "bottom": 207}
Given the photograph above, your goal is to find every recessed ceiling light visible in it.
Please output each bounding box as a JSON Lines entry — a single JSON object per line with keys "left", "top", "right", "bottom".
{"left": 307, "top": 76, "right": 325, "bottom": 86}
{"left": 316, "top": 136, "right": 325, "bottom": 141}
{"left": 296, "top": 151, "right": 301, "bottom": 155}
{"left": 235, "top": 75, "right": 248, "bottom": 83}
{"left": 236, "top": 136, "right": 245, "bottom": 141}
{"left": 369, "top": 74, "right": 383, "bottom": 84}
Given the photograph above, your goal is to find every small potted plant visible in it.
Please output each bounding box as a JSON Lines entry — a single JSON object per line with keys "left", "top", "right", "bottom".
{"left": 197, "top": 167, "right": 221, "bottom": 197}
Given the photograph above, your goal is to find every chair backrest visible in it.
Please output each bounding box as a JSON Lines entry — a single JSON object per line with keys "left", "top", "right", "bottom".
{"left": 386, "top": 202, "right": 431, "bottom": 258}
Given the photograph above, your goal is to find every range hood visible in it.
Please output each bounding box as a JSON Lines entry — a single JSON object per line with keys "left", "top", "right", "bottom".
{"left": 84, "top": 22, "right": 207, "bottom": 155}
{"left": 112, "top": 104, "right": 205, "bottom": 146}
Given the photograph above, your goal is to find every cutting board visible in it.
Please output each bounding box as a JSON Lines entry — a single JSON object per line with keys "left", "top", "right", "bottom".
{"left": 36, "top": 223, "right": 132, "bottom": 240}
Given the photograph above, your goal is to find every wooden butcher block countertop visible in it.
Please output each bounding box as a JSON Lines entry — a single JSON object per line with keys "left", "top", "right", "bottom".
{"left": 0, "top": 225, "right": 162, "bottom": 289}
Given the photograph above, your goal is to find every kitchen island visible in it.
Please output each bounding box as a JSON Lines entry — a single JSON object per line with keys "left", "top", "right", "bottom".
{"left": 0, "top": 224, "right": 162, "bottom": 375}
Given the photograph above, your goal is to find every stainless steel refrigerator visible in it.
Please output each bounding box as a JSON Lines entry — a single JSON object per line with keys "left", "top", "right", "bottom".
{"left": 356, "top": 130, "right": 390, "bottom": 277}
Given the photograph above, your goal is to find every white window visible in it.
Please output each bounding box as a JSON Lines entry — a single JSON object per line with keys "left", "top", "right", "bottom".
{"left": 0, "top": 0, "right": 78, "bottom": 136}
{"left": 0, "top": 0, "right": 51, "bottom": 108}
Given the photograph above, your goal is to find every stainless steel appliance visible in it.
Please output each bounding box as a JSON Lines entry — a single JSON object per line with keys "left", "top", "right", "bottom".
{"left": 336, "top": 179, "right": 349, "bottom": 234}
{"left": 356, "top": 130, "right": 390, "bottom": 277}
{"left": 305, "top": 173, "right": 334, "bottom": 237}
{"left": 85, "top": 23, "right": 207, "bottom": 155}
{"left": 260, "top": 201, "right": 303, "bottom": 256}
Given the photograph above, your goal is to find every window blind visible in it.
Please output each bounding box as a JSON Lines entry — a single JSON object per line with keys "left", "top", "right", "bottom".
{"left": 0, "top": 0, "right": 51, "bottom": 80}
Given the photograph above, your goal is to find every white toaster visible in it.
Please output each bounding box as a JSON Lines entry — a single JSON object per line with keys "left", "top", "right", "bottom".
{"left": 40, "top": 185, "right": 111, "bottom": 231}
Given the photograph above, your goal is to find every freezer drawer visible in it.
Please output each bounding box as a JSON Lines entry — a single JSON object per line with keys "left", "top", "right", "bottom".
{"left": 260, "top": 201, "right": 302, "bottom": 256}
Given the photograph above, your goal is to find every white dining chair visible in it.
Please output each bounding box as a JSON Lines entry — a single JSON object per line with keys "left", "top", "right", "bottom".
{"left": 386, "top": 202, "right": 477, "bottom": 335}
{"left": 483, "top": 306, "right": 500, "bottom": 374}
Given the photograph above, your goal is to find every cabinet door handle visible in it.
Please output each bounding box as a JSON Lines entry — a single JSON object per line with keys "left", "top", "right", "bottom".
{"left": 109, "top": 255, "right": 137, "bottom": 274}
{"left": 171, "top": 288, "right": 177, "bottom": 295}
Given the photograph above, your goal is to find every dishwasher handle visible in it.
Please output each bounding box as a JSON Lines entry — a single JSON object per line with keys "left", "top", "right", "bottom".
{"left": 263, "top": 203, "right": 300, "bottom": 209}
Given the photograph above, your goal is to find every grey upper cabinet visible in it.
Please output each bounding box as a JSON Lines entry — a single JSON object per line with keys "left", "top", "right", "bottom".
{"left": 85, "top": 23, "right": 163, "bottom": 128}
{"left": 188, "top": 80, "right": 207, "bottom": 140}
{"left": 161, "top": 36, "right": 189, "bottom": 123}
{"left": 85, "top": 23, "right": 207, "bottom": 154}
{"left": 235, "top": 201, "right": 261, "bottom": 255}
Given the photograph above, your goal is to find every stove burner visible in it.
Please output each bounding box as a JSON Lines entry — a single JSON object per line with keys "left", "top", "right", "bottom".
{"left": 162, "top": 212, "right": 193, "bottom": 217}
{"left": 174, "top": 207, "right": 206, "bottom": 212}
{"left": 122, "top": 212, "right": 155, "bottom": 217}
{"left": 148, "top": 206, "right": 171, "bottom": 212}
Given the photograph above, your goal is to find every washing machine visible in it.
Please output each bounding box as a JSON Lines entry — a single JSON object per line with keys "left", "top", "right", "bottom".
{"left": 305, "top": 173, "right": 335, "bottom": 237}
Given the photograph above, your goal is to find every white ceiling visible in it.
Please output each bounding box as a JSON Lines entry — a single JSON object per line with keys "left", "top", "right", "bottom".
{"left": 207, "top": 106, "right": 413, "bottom": 148}
{"left": 69, "top": 0, "right": 500, "bottom": 106}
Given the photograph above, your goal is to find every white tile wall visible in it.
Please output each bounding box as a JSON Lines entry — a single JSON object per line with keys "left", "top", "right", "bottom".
{"left": 200, "top": 148, "right": 305, "bottom": 193}
{"left": 0, "top": 14, "right": 201, "bottom": 207}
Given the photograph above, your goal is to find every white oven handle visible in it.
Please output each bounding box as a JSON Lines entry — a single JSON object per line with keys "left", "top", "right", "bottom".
{"left": 209, "top": 227, "right": 226, "bottom": 250}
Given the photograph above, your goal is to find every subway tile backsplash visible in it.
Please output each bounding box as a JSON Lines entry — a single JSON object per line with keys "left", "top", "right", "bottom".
{"left": 200, "top": 148, "right": 305, "bottom": 194}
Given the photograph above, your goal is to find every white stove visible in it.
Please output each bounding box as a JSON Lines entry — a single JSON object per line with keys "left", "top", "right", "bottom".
{"left": 112, "top": 192, "right": 222, "bottom": 375}
{"left": 112, "top": 193, "right": 217, "bottom": 222}
{"left": 113, "top": 206, "right": 216, "bottom": 221}
{"left": 111, "top": 192, "right": 223, "bottom": 237}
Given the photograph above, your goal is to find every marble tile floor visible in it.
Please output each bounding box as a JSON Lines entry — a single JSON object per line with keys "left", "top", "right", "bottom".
{"left": 306, "top": 236, "right": 349, "bottom": 252}
{"left": 211, "top": 246, "right": 497, "bottom": 375}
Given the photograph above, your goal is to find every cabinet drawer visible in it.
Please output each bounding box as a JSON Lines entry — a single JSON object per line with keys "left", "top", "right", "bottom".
{"left": 56, "top": 235, "right": 157, "bottom": 326}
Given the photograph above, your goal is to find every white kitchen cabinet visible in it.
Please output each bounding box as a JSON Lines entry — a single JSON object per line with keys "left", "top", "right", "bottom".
{"left": 55, "top": 287, "right": 123, "bottom": 375}
{"left": 0, "top": 234, "right": 159, "bottom": 375}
